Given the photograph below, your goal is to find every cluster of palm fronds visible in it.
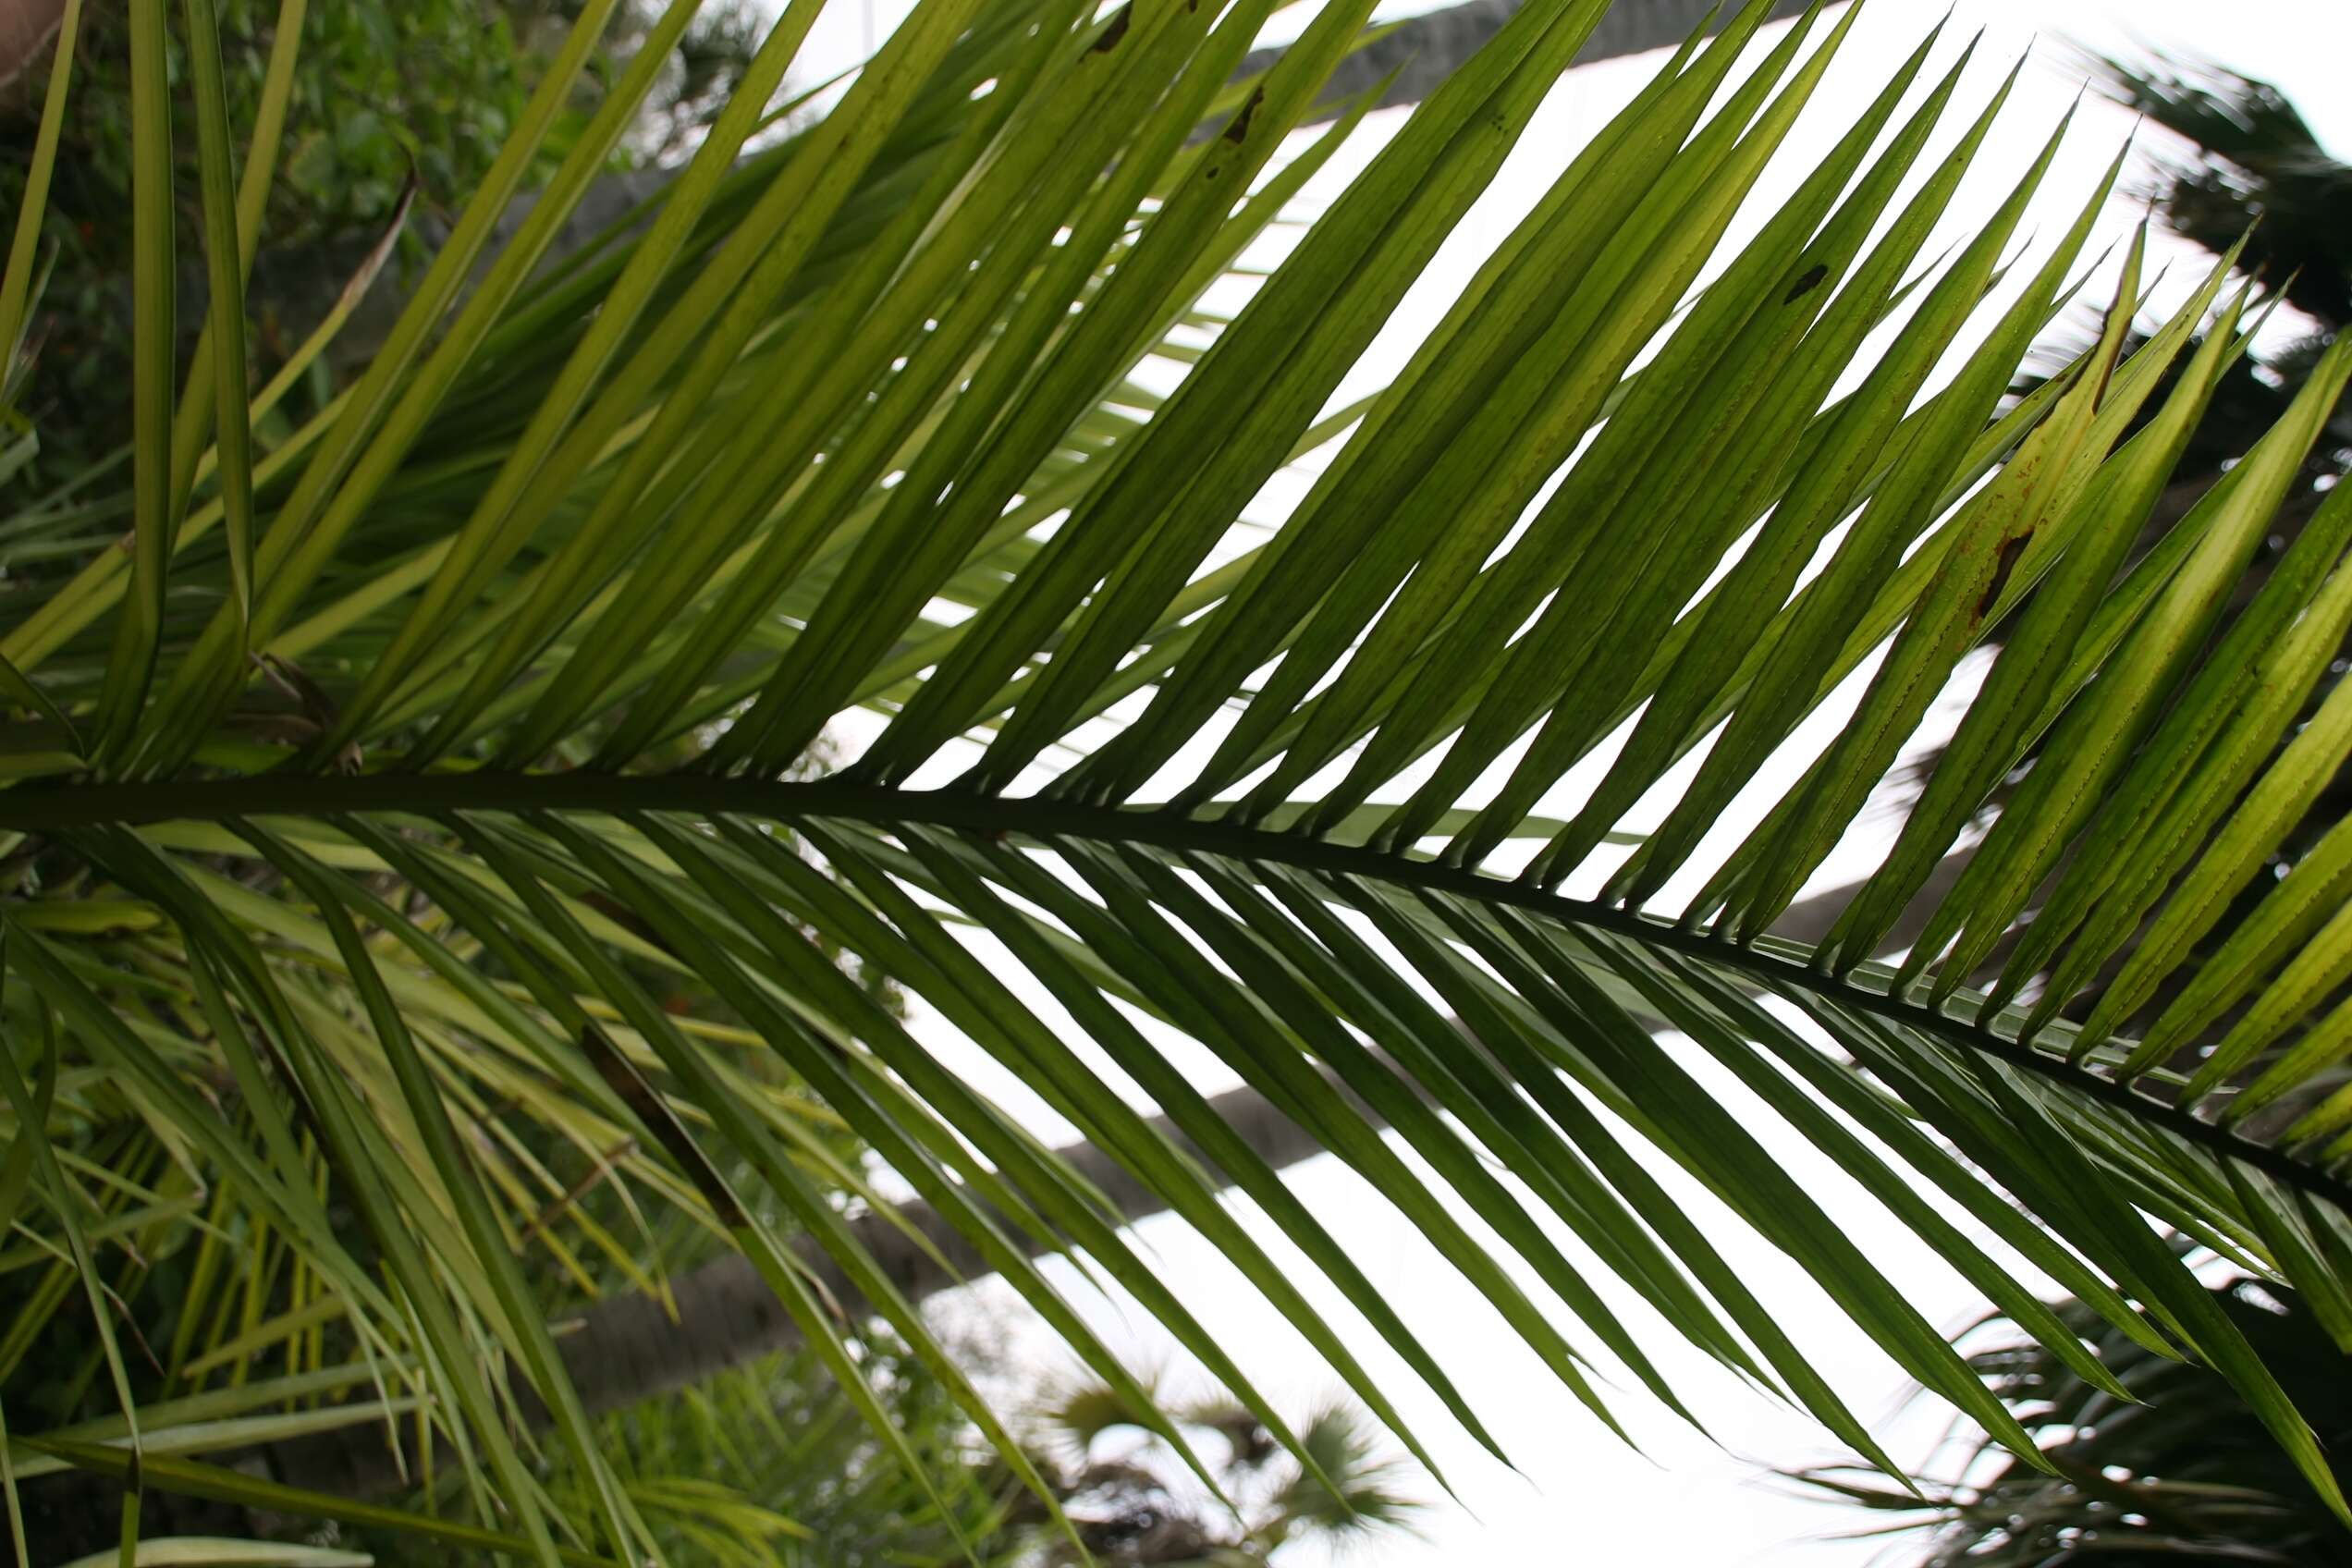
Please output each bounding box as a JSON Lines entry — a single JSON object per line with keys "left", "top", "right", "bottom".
{"left": 4, "top": 0, "right": 2352, "bottom": 1563}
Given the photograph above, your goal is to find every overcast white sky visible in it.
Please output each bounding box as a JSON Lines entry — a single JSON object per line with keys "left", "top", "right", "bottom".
{"left": 767, "top": 1, "right": 2348, "bottom": 1562}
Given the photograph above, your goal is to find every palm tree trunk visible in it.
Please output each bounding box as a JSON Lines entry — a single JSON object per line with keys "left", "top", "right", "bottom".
{"left": 1243, "top": 0, "right": 1819, "bottom": 126}
{"left": 0, "top": 0, "right": 67, "bottom": 98}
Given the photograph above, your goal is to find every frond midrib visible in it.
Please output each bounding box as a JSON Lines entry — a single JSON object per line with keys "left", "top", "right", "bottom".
{"left": 14, "top": 766, "right": 2339, "bottom": 1212}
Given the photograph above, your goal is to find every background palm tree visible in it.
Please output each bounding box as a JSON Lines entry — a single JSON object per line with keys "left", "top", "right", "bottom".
{"left": 1023, "top": 1383, "right": 1418, "bottom": 1566}
{"left": 5, "top": 2, "right": 2352, "bottom": 1565}
{"left": 1791, "top": 1274, "right": 2352, "bottom": 1564}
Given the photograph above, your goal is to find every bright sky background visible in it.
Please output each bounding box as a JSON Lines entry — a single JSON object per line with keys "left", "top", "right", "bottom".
{"left": 761, "top": 0, "right": 2347, "bottom": 1562}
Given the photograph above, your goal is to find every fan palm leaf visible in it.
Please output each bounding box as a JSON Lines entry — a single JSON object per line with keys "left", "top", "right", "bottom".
{"left": 5, "top": 0, "right": 2352, "bottom": 1560}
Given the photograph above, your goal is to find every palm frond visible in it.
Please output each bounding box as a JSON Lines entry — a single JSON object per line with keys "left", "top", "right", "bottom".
{"left": 6, "top": 0, "right": 2352, "bottom": 1559}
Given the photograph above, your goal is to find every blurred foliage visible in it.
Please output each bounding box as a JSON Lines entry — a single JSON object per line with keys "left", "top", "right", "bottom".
{"left": 366, "top": 1336, "right": 1026, "bottom": 1568}
{"left": 0, "top": 0, "right": 762, "bottom": 481}
{"left": 358, "top": 1358, "right": 1420, "bottom": 1568}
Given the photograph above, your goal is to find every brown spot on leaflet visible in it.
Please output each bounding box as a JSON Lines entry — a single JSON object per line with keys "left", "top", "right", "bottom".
{"left": 1977, "top": 532, "right": 2031, "bottom": 619}
{"left": 1223, "top": 85, "right": 1264, "bottom": 144}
